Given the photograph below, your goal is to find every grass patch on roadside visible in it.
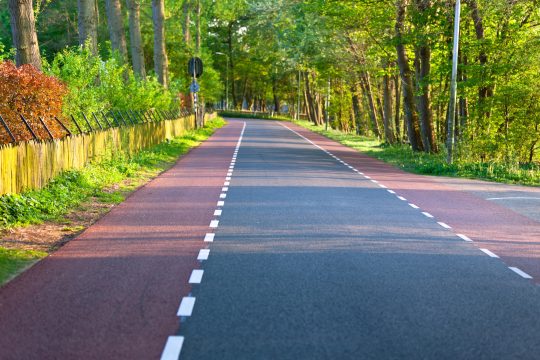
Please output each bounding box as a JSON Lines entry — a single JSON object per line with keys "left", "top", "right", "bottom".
{"left": 0, "top": 248, "right": 47, "bottom": 285}
{"left": 0, "top": 117, "right": 226, "bottom": 230}
{"left": 294, "top": 119, "right": 540, "bottom": 186}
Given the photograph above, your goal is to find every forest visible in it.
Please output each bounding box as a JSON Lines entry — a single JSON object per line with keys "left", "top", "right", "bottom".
{"left": 1, "top": 0, "right": 540, "bottom": 166}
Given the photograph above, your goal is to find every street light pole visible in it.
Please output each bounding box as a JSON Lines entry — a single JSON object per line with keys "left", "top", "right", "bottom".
{"left": 446, "top": 0, "right": 461, "bottom": 164}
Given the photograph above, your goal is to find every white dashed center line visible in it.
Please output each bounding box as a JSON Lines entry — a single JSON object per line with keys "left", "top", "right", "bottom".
{"left": 204, "top": 233, "right": 215, "bottom": 242}
{"left": 409, "top": 203, "right": 419, "bottom": 209}
{"left": 397, "top": 196, "right": 407, "bottom": 201}
{"left": 457, "top": 234, "right": 472, "bottom": 242}
{"left": 217, "top": 201, "right": 225, "bottom": 207}
{"left": 387, "top": 190, "right": 396, "bottom": 194}
{"left": 437, "top": 222, "right": 451, "bottom": 229}
{"left": 422, "top": 212, "right": 434, "bottom": 218}
{"left": 177, "top": 297, "right": 196, "bottom": 317}
{"left": 197, "top": 249, "right": 210, "bottom": 261}
{"left": 222, "top": 187, "right": 229, "bottom": 192}
{"left": 188, "top": 270, "right": 204, "bottom": 284}
{"left": 480, "top": 249, "right": 499, "bottom": 258}
{"left": 509, "top": 267, "right": 533, "bottom": 279}
{"left": 214, "top": 209, "right": 222, "bottom": 216}
{"left": 219, "top": 193, "right": 227, "bottom": 199}
{"left": 160, "top": 336, "right": 184, "bottom": 360}
{"left": 209, "top": 220, "right": 219, "bottom": 228}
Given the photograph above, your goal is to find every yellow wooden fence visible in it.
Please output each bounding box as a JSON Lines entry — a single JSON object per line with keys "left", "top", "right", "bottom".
{"left": 0, "top": 115, "right": 196, "bottom": 196}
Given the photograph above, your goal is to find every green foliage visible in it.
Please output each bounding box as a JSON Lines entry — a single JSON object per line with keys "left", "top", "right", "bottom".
{"left": 295, "top": 119, "right": 540, "bottom": 186}
{"left": 46, "top": 47, "right": 177, "bottom": 117}
{"left": 0, "top": 247, "right": 47, "bottom": 285}
{"left": 0, "top": 117, "right": 225, "bottom": 229}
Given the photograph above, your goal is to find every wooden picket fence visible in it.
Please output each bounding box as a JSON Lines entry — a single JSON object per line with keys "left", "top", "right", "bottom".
{"left": 0, "top": 114, "right": 196, "bottom": 196}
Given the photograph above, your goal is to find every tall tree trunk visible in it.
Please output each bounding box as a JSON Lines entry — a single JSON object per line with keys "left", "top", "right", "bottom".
{"left": 8, "top": 0, "right": 42, "bottom": 70}
{"left": 351, "top": 84, "right": 362, "bottom": 135}
{"left": 78, "top": 0, "right": 98, "bottom": 55}
{"left": 359, "top": 72, "right": 381, "bottom": 138}
{"left": 195, "top": 0, "right": 201, "bottom": 53}
{"left": 105, "top": 0, "right": 128, "bottom": 64}
{"left": 126, "top": 0, "right": 145, "bottom": 79}
{"left": 395, "top": 0, "right": 423, "bottom": 151}
{"left": 393, "top": 73, "right": 402, "bottom": 141}
{"left": 272, "top": 77, "right": 280, "bottom": 113}
{"left": 182, "top": 0, "right": 191, "bottom": 44}
{"left": 383, "top": 67, "right": 396, "bottom": 144}
{"left": 304, "top": 72, "right": 318, "bottom": 125}
{"left": 152, "top": 0, "right": 168, "bottom": 87}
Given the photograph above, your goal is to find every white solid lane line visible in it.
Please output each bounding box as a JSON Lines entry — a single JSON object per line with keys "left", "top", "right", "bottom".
{"left": 422, "top": 212, "right": 434, "bottom": 218}
{"left": 177, "top": 297, "right": 196, "bottom": 317}
{"left": 189, "top": 270, "right": 204, "bottom": 284}
{"left": 197, "top": 249, "right": 210, "bottom": 261}
{"left": 457, "top": 234, "right": 473, "bottom": 242}
{"left": 217, "top": 201, "right": 225, "bottom": 207}
{"left": 214, "top": 209, "right": 222, "bottom": 216}
{"left": 480, "top": 249, "right": 500, "bottom": 258}
{"left": 160, "top": 336, "right": 184, "bottom": 360}
{"left": 210, "top": 220, "right": 219, "bottom": 228}
{"left": 409, "top": 203, "right": 419, "bottom": 209}
{"left": 204, "top": 233, "right": 215, "bottom": 242}
{"left": 437, "top": 222, "right": 451, "bottom": 229}
{"left": 509, "top": 267, "right": 533, "bottom": 279}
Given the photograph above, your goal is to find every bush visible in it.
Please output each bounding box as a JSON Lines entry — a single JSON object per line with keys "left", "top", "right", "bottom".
{"left": 0, "top": 61, "right": 68, "bottom": 143}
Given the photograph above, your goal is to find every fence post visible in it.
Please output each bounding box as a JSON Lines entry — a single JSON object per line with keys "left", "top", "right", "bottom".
{"left": 81, "top": 113, "right": 94, "bottom": 132}
{"left": 70, "top": 115, "right": 84, "bottom": 134}
{"left": 19, "top": 114, "right": 38, "bottom": 140}
{"left": 54, "top": 116, "right": 72, "bottom": 136}
{"left": 38, "top": 116, "right": 54, "bottom": 139}
{"left": 0, "top": 114, "right": 17, "bottom": 143}
{"left": 92, "top": 113, "right": 104, "bottom": 130}
{"left": 99, "top": 112, "right": 112, "bottom": 128}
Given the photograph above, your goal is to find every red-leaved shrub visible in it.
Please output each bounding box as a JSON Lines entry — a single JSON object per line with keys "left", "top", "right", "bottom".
{"left": 0, "top": 61, "right": 68, "bottom": 144}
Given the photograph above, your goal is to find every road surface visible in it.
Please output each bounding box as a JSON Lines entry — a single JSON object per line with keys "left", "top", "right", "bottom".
{"left": 1, "top": 119, "right": 540, "bottom": 359}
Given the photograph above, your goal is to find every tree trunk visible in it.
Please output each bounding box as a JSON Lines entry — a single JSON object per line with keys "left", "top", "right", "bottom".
{"left": 383, "top": 68, "right": 396, "bottom": 144}
{"left": 78, "top": 0, "right": 98, "bottom": 55}
{"left": 395, "top": 0, "right": 423, "bottom": 151}
{"left": 105, "top": 0, "right": 128, "bottom": 64}
{"left": 272, "top": 77, "right": 280, "bottom": 113}
{"left": 359, "top": 72, "right": 381, "bottom": 138}
{"left": 182, "top": 0, "right": 191, "bottom": 44}
{"left": 8, "top": 0, "right": 42, "bottom": 70}
{"left": 152, "top": 0, "right": 168, "bottom": 87}
{"left": 126, "top": 0, "right": 145, "bottom": 79}
{"left": 304, "top": 72, "right": 318, "bottom": 125}
{"left": 195, "top": 0, "right": 201, "bottom": 53}
{"left": 393, "top": 73, "right": 402, "bottom": 141}
{"left": 227, "top": 23, "right": 237, "bottom": 109}
{"left": 351, "top": 83, "right": 363, "bottom": 135}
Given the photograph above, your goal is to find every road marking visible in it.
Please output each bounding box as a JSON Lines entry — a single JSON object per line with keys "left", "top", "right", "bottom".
{"left": 224, "top": 181, "right": 230, "bottom": 186}
{"left": 422, "top": 212, "right": 434, "bottom": 218}
{"left": 161, "top": 336, "right": 184, "bottom": 360}
{"left": 437, "top": 222, "right": 451, "bottom": 229}
{"left": 347, "top": 165, "right": 353, "bottom": 169}
{"left": 227, "top": 172, "right": 233, "bottom": 176}
{"left": 222, "top": 187, "right": 229, "bottom": 192}
{"left": 358, "top": 172, "right": 364, "bottom": 175}
{"left": 177, "top": 297, "right": 196, "bottom": 316}
{"left": 229, "top": 166, "right": 234, "bottom": 170}
{"left": 217, "top": 201, "right": 225, "bottom": 207}
{"left": 509, "top": 267, "right": 533, "bottom": 279}
{"left": 409, "top": 203, "right": 419, "bottom": 209}
{"left": 387, "top": 190, "right": 396, "bottom": 194}
{"left": 210, "top": 220, "right": 219, "bottom": 228}
{"left": 226, "top": 177, "right": 232, "bottom": 181}
{"left": 480, "top": 249, "right": 499, "bottom": 258}
{"left": 214, "top": 209, "right": 222, "bottom": 216}
{"left": 371, "top": 179, "right": 379, "bottom": 184}
{"left": 457, "top": 234, "right": 472, "bottom": 242}
{"left": 487, "top": 197, "right": 540, "bottom": 201}
{"left": 379, "top": 184, "right": 387, "bottom": 189}
{"left": 189, "top": 269, "right": 204, "bottom": 284}
{"left": 197, "top": 249, "right": 210, "bottom": 261}
{"left": 397, "top": 196, "right": 407, "bottom": 201}
{"left": 220, "top": 193, "right": 227, "bottom": 199}
{"left": 204, "top": 233, "right": 215, "bottom": 242}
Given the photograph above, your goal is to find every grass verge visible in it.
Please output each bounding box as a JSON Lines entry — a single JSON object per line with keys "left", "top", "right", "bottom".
{"left": 293, "top": 119, "right": 539, "bottom": 186}
{"left": 0, "top": 117, "right": 225, "bottom": 285}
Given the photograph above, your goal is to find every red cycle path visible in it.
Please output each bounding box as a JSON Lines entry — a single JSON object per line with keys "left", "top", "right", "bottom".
{"left": 0, "top": 121, "right": 242, "bottom": 359}
{"left": 286, "top": 122, "right": 540, "bottom": 282}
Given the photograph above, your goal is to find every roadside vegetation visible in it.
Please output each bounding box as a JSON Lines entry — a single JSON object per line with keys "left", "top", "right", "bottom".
{"left": 0, "top": 117, "right": 225, "bottom": 286}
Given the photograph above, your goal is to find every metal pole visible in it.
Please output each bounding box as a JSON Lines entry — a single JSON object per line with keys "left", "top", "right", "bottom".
{"left": 446, "top": 0, "right": 461, "bottom": 164}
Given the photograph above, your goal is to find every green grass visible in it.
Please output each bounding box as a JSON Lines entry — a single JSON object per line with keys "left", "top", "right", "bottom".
{"left": 0, "top": 248, "right": 47, "bottom": 285}
{"left": 0, "top": 117, "right": 225, "bottom": 230}
{"left": 294, "top": 119, "right": 540, "bottom": 186}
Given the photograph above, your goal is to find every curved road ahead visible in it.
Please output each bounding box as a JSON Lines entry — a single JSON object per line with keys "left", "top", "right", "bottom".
{"left": 1, "top": 119, "right": 540, "bottom": 359}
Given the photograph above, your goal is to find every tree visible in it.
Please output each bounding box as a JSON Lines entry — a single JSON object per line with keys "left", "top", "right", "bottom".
{"left": 8, "top": 0, "right": 42, "bottom": 70}
{"left": 105, "top": 0, "right": 128, "bottom": 63}
{"left": 126, "top": 0, "right": 145, "bottom": 79}
{"left": 152, "top": 0, "right": 168, "bottom": 87}
{"left": 78, "top": 0, "right": 98, "bottom": 55}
